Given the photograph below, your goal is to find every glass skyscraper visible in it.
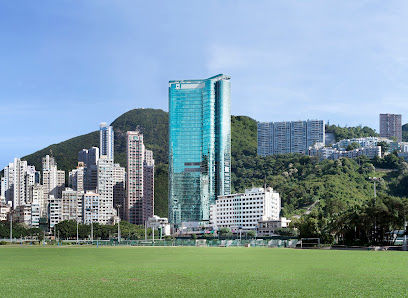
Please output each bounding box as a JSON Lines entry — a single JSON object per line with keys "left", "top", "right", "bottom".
{"left": 168, "top": 74, "right": 231, "bottom": 225}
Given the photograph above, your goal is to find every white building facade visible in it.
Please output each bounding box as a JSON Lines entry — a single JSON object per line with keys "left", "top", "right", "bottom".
{"left": 83, "top": 192, "right": 100, "bottom": 224}
{"left": 210, "top": 187, "right": 281, "bottom": 231}
{"left": 96, "top": 157, "right": 116, "bottom": 224}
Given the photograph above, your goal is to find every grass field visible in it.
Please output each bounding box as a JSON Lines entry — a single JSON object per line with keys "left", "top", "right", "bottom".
{"left": 1, "top": 246, "right": 408, "bottom": 297}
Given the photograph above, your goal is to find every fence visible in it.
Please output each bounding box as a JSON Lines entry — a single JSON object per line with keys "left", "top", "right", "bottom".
{"left": 98, "top": 239, "right": 300, "bottom": 248}
{"left": 1, "top": 238, "right": 300, "bottom": 248}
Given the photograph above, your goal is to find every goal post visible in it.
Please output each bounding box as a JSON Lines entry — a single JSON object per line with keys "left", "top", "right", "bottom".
{"left": 195, "top": 239, "right": 207, "bottom": 247}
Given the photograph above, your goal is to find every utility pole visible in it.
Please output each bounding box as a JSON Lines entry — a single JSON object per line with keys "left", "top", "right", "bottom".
{"left": 91, "top": 206, "right": 94, "bottom": 243}
{"left": 369, "top": 177, "right": 382, "bottom": 243}
{"left": 116, "top": 204, "right": 121, "bottom": 244}
{"left": 10, "top": 212, "right": 13, "bottom": 243}
{"left": 369, "top": 177, "right": 381, "bottom": 200}
{"left": 145, "top": 221, "right": 147, "bottom": 241}
{"left": 76, "top": 204, "right": 79, "bottom": 245}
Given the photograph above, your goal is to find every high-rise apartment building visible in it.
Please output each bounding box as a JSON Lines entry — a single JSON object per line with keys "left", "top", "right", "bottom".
{"left": 0, "top": 177, "right": 6, "bottom": 204}
{"left": 24, "top": 166, "right": 37, "bottom": 204}
{"left": 84, "top": 165, "right": 98, "bottom": 192}
{"left": 143, "top": 149, "right": 154, "bottom": 223}
{"left": 69, "top": 162, "right": 85, "bottom": 192}
{"left": 83, "top": 192, "right": 100, "bottom": 224}
{"left": 273, "top": 122, "right": 291, "bottom": 154}
{"left": 48, "top": 189, "right": 83, "bottom": 227}
{"left": 258, "top": 120, "right": 325, "bottom": 156}
{"left": 257, "top": 122, "right": 272, "bottom": 157}
{"left": 96, "top": 157, "right": 116, "bottom": 224}
{"left": 42, "top": 155, "right": 65, "bottom": 201}
{"left": 113, "top": 163, "right": 126, "bottom": 220}
{"left": 41, "top": 155, "right": 65, "bottom": 225}
{"left": 168, "top": 74, "right": 231, "bottom": 224}
{"left": 31, "top": 201, "right": 40, "bottom": 227}
{"left": 32, "top": 184, "right": 46, "bottom": 219}
{"left": 380, "top": 114, "right": 402, "bottom": 142}
{"left": 49, "top": 195, "right": 60, "bottom": 228}
{"left": 126, "top": 131, "right": 143, "bottom": 224}
{"left": 42, "top": 155, "right": 55, "bottom": 172}
{"left": 10, "top": 159, "right": 27, "bottom": 208}
{"left": 126, "top": 131, "right": 154, "bottom": 225}
{"left": 307, "top": 120, "right": 325, "bottom": 147}
{"left": 78, "top": 147, "right": 100, "bottom": 194}
{"left": 61, "top": 188, "right": 83, "bottom": 222}
{"left": 78, "top": 147, "right": 99, "bottom": 167}
{"left": 2, "top": 158, "right": 37, "bottom": 208}
{"left": 100, "top": 123, "right": 114, "bottom": 160}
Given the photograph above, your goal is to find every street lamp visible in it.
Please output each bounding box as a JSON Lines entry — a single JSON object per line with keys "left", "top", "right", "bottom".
{"left": 90, "top": 204, "right": 94, "bottom": 244}
{"left": 116, "top": 204, "right": 122, "bottom": 244}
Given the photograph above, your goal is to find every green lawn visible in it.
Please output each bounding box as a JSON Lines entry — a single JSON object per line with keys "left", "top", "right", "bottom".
{"left": 1, "top": 246, "right": 407, "bottom": 297}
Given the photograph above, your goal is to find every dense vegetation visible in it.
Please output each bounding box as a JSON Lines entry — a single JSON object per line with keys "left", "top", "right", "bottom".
{"left": 23, "top": 109, "right": 170, "bottom": 217}
{"left": 0, "top": 222, "right": 43, "bottom": 240}
{"left": 325, "top": 124, "right": 379, "bottom": 141}
{"left": 403, "top": 123, "right": 408, "bottom": 142}
{"left": 21, "top": 110, "right": 260, "bottom": 218}
{"left": 54, "top": 220, "right": 156, "bottom": 240}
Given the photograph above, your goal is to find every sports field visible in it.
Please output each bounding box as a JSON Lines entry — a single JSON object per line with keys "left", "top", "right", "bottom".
{"left": 1, "top": 246, "right": 407, "bottom": 297}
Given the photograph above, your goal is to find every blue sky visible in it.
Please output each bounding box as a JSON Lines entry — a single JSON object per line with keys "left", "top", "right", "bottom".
{"left": 1, "top": 1, "right": 408, "bottom": 169}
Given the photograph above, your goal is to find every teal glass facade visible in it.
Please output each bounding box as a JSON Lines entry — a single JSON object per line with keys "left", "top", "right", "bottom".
{"left": 169, "top": 74, "right": 231, "bottom": 224}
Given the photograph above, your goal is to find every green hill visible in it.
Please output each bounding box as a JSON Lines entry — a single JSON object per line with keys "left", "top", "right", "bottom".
{"left": 22, "top": 109, "right": 169, "bottom": 172}
{"left": 22, "top": 109, "right": 258, "bottom": 217}
{"left": 20, "top": 109, "right": 408, "bottom": 227}
{"left": 22, "top": 108, "right": 170, "bottom": 216}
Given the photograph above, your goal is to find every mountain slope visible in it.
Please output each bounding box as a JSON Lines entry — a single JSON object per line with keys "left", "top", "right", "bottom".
{"left": 21, "top": 109, "right": 406, "bottom": 223}
{"left": 23, "top": 109, "right": 169, "bottom": 171}
{"left": 22, "top": 109, "right": 257, "bottom": 217}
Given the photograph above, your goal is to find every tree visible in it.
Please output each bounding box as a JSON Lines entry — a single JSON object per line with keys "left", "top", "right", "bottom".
{"left": 247, "top": 230, "right": 257, "bottom": 239}
{"left": 377, "top": 141, "right": 389, "bottom": 157}
{"left": 55, "top": 220, "right": 77, "bottom": 239}
{"left": 218, "top": 228, "right": 231, "bottom": 237}
{"left": 346, "top": 142, "right": 361, "bottom": 151}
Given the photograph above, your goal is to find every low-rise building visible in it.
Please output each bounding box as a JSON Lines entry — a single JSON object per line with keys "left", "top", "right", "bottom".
{"left": 15, "top": 204, "right": 32, "bottom": 226}
{"left": 0, "top": 204, "right": 11, "bottom": 221}
{"left": 257, "top": 217, "right": 291, "bottom": 237}
{"left": 210, "top": 187, "right": 281, "bottom": 231}
{"left": 146, "top": 215, "right": 171, "bottom": 236}
{"left": 308, "top": 143, "right": 381, "bottom": 161}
